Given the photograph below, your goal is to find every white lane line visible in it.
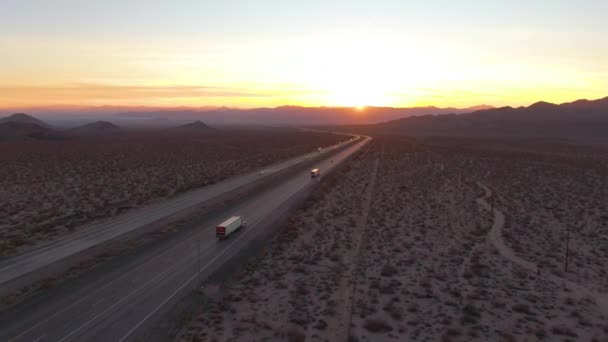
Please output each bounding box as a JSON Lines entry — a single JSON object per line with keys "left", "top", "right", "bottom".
{"left": 55, "top": 250, "right": 199, "bottom": 342}
{"left": 117, "top": 141, "right": 366, "bottom": 341}
{"left": 0, "top": 146, "right": 329, "bottom": 273}
{"left": 15, "top": 138, "right": 364, "bottom": 342}
{"left": 92, "top": 298, "right": 105, "bottom": 307}
{"left": 8, "top": 237, "right": 211, "bottom": 342}
{"left": 118, "top": 216, "right": 268, "bottom": 341}
{"left": 31, "top": 335, "right": 45, "bottom": 342}
{"left": 6, "top": 141, "right": 346, "bottom": 264}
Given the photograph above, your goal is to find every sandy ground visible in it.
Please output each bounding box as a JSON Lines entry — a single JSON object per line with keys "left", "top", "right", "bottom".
{"left": 176, "top": 136, "right": 608, "bottom": 342}
{"left": 0, "top": 130, "right": 342, "bottom": 257}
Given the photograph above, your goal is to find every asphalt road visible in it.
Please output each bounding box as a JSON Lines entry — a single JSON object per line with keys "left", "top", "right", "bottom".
{"left": 0, "top": 135, "right": 370, "bottom": 342}
{"left": 0, "top": 137, "right": 353, "bottom": 288}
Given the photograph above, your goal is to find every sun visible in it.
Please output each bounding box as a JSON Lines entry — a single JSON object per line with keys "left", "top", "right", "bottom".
{"left": 326, "top": 85, "right": 388, "bottom": 108}
{"left": 321, "top": 74, "right": 396, "bottom": 108}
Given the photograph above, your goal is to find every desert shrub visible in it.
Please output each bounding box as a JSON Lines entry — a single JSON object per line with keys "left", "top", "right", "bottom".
{"left": 534, "top": 326, "right": 547, "bottom": 339}
{"left": 551, "top": 325, "right": 578, "bottom": 337}
{"left": 287, "top": 329, "right": 306, "bottom": 342}
{"left": 460, "top": 304, "right": 481, "bottom": 324}
{"left": 292, "top": 265, "right": 307, "bottom": 274}
{"left": 441, "top": 328, "right": 462, "bottom": 342}
{"left": 364, "top": 318, "right": 393, "bottom": 333}
{"left": 383, "top": 302, "right": 404, "bottom": 320}
{"left": 314, "top": 319, "right": 328, "bottom": 330}
{"left": 512, "top": 303, "right": 534, "bottom": 315}
{"left": 380, "top": 264, "right": 398, "bottom": 277}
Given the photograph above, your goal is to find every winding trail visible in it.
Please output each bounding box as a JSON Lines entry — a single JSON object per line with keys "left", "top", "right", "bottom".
{"left": 475, "top": 182, "right": 537, "bottom": 273}
{"left": 475, "top": 181, "right": 608, "bottom": 318}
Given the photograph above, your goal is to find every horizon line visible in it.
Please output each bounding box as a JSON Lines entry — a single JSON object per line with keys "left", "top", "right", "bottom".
{"left": 1, "top": 95, "right": 607, "bottom": 114}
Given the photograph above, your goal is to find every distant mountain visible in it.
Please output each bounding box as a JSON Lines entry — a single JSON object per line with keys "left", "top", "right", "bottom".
{"left": 70, "top": 121, "right": 121, "bottom": 134}
{"left": 107, "top": 105, "right": 494, "bottom": 126}
{"left": 0, "top": 122, "right": 64, "bottom": 141}
{"left": 462, "top": 97, "right": 608, "bottom": 122}
{"left": 169, "top": 120, "right": 214, "bottom": 133}
{"left": 6, "top": 105, "right": 495, "bottom": 127}
{"left": 0, "top": 113, "right": 50, "bottom": 127}
{"left": 465, "top": 105, "right": 495, "bottom": 111}
{"left": 359, "top": 97, "right": 608, "bottom": 140}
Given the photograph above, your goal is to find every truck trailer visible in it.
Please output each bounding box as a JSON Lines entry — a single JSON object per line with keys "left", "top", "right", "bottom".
{"left": 216, "top": 216, "right": 245, "bottom": 239}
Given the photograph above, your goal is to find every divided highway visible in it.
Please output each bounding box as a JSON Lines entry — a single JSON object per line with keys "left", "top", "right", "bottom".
{"left": 0, "top": 135, "right": 370, "bottom": 342}
{"left": 0, "top": 136, "right": 353, "bottom": 289}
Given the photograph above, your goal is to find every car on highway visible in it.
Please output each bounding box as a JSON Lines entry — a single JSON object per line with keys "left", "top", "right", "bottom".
{"left": 311, "top": 168, "right": 320, "bottom": 178}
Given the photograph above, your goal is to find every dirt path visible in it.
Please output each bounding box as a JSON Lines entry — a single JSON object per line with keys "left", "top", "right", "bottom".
{"left": 476, "top": 182, "right": 538, "bottom": 273}
{"left": 331, "top": 156, "right": 380, "bottom": 342}
{"left": 475, "top": 181, "right": 608, "bottom": 318}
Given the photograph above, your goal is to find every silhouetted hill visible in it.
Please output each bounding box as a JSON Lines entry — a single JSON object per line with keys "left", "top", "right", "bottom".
{"left": 169, "top": 120, "right": 214, "bottom": 133}
{"left": 465, "top": 97, "right": 608, "bottom": 122}
{"left": 465, "top": 105, "right": 494, "bottom": 111}
{"left": 70, "top": 121, "right": 121, "bottom": 134}
{"left": 0, "top": 113, "right": 50, "bottom": 127}
{"left": 0, "top": 122, "right": 65, "bottom": 141}
{"left": 359, "top": 97, "right": 608, "bottom": 141}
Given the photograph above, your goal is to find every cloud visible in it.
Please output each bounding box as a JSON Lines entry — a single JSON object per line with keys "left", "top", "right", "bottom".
{"left": 0, "top": 83, "right": 279, "bottom": 99}
{"left": 0, "top": 83, "right": 333, "bottom": 108}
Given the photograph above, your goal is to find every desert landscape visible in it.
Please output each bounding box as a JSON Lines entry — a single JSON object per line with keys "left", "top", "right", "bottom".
{"left": 3, "top": 2, "right": 608, "bottom": 341}
{"left": 0, "top": 128, "right": 343, "bottom": 257}
{"left": 177, "top": 135, "right": 608, "bottom": 341}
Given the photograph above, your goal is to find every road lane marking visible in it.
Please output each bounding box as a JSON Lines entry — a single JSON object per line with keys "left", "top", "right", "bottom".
{"left": 3, "top": 139, "right": 354, "bottom": 266}
{"left": 117, "top": 215, "right": 267, "bottom": 342}
{"left": 117, "top": 140, "right": 368, "bottom": 341}
{"left": 55, "top": 251, "right": 200, "bottom": 342}
{"left": 0, "top": 143, "right": 339, "bottom": 280}
{"left": 9, "top": 136, "right": 367, "bottom": 342}
{"left": 9, "top": 238, "right": 213, "bottom": 342}
{"left": 92, "top": 298, "right": 105, "bottom": 307}
{"left": 31, "top": 335, "right": 45, "bottom": 342}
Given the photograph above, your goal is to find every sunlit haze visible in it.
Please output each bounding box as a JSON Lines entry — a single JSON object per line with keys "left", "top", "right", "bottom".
{"left": 1, "top": 0, "right": 607, "bottom": 109}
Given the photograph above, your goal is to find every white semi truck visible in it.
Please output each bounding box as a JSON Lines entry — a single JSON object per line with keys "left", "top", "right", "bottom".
{"left": 216, "top": 216, "right": 245, "bottom": 239}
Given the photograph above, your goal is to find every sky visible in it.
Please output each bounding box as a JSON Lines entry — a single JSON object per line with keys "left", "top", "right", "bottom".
{"left": 1, "top": 0, "right": 607, "bottom": 109}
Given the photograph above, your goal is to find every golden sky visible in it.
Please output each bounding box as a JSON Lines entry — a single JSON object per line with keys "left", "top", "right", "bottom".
{"left": 1, "top": 1, "right": 607, "bottom": 109}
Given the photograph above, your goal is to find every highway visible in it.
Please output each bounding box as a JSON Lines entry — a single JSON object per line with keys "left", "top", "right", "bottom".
{"left": 0, "top": 136, "right": 353, "bottom": 290}
{"left": 0, "top": 135, "right": 370, "bottom": 342}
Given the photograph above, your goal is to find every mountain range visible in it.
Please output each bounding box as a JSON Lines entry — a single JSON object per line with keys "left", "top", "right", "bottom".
{"left": 0, "top": 113, "right": 50, "bottom": 127}
{"left": 1, "top": 97, "right": 607, "bottom": 141}
{"left": 168, "top": 120, "right": 214, "bottom": 133}
{"left": 360, "top": 97, "right": 608, "bottom": 140}
{"left": 1, "top": 105, "right": 493, "bottom": 127}
{"left": 0, "top": 114, "right": 214, "bottom": 141}
{"left": 109, "top": 105, "right": 494, "bottom": 126}
{"left": 70, "top": 121, "right": 122, "bottom": 135}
